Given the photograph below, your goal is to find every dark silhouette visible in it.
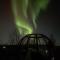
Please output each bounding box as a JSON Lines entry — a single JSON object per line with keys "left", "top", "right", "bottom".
{"left": 18, "top": 34, "right": 55, "bottom": 60}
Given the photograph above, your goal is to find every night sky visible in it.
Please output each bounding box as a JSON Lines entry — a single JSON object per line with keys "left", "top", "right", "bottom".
{"left": 0, "top": 0, "right": 60, "bottom": 45}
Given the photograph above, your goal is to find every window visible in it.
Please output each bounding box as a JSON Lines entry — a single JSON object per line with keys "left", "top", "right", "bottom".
{"left": 38, "top": 38, "right": 46, "bottom": 45}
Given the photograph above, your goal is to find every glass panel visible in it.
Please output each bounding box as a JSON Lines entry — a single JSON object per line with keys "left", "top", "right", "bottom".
{"left": 29, "top": 38, "right": 35, "bottom": 45}
{"left": 21, "top": 37, "right": 28, "bottom": 45}
{"left": 38, "top": 38, "right": 46, "bottom": 45}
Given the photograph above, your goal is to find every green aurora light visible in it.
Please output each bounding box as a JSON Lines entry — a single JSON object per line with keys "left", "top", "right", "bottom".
{"left": 11, "top": 0, "right": 49, "bottom": 36}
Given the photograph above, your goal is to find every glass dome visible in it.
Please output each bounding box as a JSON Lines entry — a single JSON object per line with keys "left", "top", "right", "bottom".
{"left": 18, "top": 34, "right": 54, "bottom": 60}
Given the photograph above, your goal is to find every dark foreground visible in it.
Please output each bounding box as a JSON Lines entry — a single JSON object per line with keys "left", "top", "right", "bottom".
{"left": 0, "top": 45, "right": 59, "bottom": 60}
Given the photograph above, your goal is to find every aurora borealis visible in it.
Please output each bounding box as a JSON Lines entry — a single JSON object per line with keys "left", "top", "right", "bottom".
{"left": 0, "top": 0, "right": 60, "bottom": 45}
{"left": 11, "top": 0, "right": 48, "bottom": 36}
